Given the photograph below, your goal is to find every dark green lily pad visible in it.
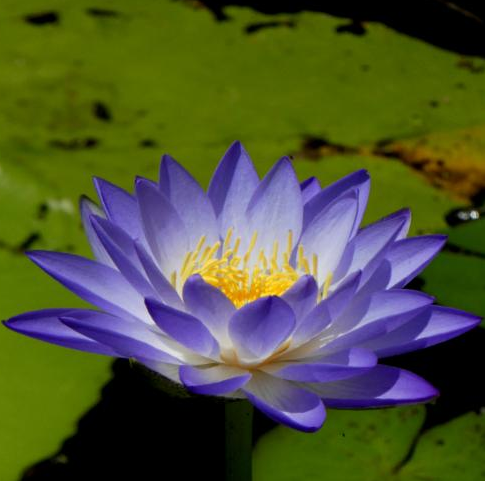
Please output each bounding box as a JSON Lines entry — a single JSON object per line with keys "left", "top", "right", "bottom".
{"left": 446, "top": 217, "right": 485, "bottom": 256}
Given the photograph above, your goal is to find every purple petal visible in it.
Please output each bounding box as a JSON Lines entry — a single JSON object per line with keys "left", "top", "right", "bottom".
{"left": 333, "top": 209, "right": 410, "bottom": 286}
{"left": 93, "top": 177, "right": 143, "bottom": 239}
{"left": 79, "top": 196, "right": 113, "bottom": 267}
{"left": 27, "top": 251, "right": 148, "bottom": 322}
{"left": 90, "top": 216, "right": 158, "bottom": 299}
{"left": 159, "top": 155, "right": 219, "bottom": 248}
{"left": 264, "top": 347, "right": 377, "bottom": 382}
{"left": 246, "top": 158, "right": 303, "bottom": 259}
{"left": 322, "top": 290, "right": 434, "bottom": 353}
{"left": 397, "top": 210, "right": 411, "bottom": 239}
{"left": 323, "top": 270, "right": 362, "bottom": 320}
{"left": 61, "top": 310, "right": 185, "bottom": 363}
{"left": 362, "top": 306, "right": 481, "bottom": 357}
{"left": 292, "top": 271, "right": 362, "bottom": 346}
{"left": 179, "top": 364, "right": 251, "bottom": 395}
{"left": 300, "top": 177, "right": 321, "bottom": 204}
{"left": 384, "top": 235, "right": 447, "bottom": 288}
{"left": 303, "top": 169, "right": 370, "bottom": 236}
{"left": 243, "top": 372, "right": 326, "bottom": 432}
{"left": 304, "top": 365, "right": 439, "bottom": 408}
{"left": 135, "top": 178, "right": 188, "bottom": 277}
{"left": 298, "top": 191, "right": 358, "bottom": 285}
{"left": 353, "top": 260, "right": 392, "bottom": 298}
{"left": 90, "top": 215, "right": 142, "bottom": 267}
{"left": 145, "top": 298, "right": 219, "bottom": 358}
{"left": 183, "top": 274, "right": 235, "bottom": 346}
{"left": 281, "top": 275, "right": 318, "bottom": 321}
{"left": 228, "top": 297, "right": 295, "bottom": 361}
{"left": 134, "top": 241, "right": 184, "bottom": 310}
{"left": 208, "top": 141, "right": 259, "bottom": 236}
{"left": 329, "top": 289, "right": 434, "bottom": 336}
{"left": 3, "top": 308, "right": 117, "bottom": 356}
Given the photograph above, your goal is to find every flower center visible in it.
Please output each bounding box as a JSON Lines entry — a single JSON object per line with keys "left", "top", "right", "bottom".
{"left": 171, "top": 229, "right": 319, "bottom": 308}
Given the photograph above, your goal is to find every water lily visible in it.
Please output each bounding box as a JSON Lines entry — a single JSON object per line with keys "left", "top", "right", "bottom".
{"left": 4, "top": 141, "right": 480, "bottom": 432}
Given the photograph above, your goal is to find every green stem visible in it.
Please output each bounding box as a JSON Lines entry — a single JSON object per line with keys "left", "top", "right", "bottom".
{"left": 225, "top": 399, "right": 254, "bottom": 481}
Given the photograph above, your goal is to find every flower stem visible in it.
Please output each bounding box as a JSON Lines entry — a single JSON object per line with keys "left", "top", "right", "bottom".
{"left": 225, "top": 399, "right": 254, "bottom": 481}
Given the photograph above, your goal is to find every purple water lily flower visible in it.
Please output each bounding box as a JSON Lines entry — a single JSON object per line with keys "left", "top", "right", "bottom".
{"left": 4, "top": 141, "right": 480, "bottom": 432}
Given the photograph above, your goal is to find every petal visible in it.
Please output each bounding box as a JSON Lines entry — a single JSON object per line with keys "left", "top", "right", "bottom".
{"left": 304, "top": 365, "right": 438, "bottom": 408}
{"left": 303, "top": 169, "right": 369, "bottom": 236}
{"left": 263, "top": 347, "right": 377, "bottom": 382}
{"left": 243, "top": 372, "right": 326, "bottom": 432}
{"left": 322, "top": 289, "right": 434, "bottom": 352}
{"left": 183, "top": 274, "right": 235, "bottom": 346}
{"left": 329, "top": 289, "right": 434, "bottom": 336}
{"left": 3, "top": 308, "right": 117, "bottom": 356}
{"left": 134, "top": 241, "right": 184, "bottom": 310}
{"left": 208, "top": 140, "right": 259, "bottom": 236}
{"left": 300, "top": 177, "right": 321, "bottom": 204}
{"left": 246, "top": 158, "right": 303, "bottom": 259}
{"left": 179, "top": 364, "right": 251, "bottom": 395}
{"left": 27, "top": 250, "right": 149, "bottom": 322}
{"left": 93, "top": 177, "right": 143, "bottom": 239}
{"left": 90, "top": 215, "right": 142, "bottom": 267}
{"left": 362, "top": 306, "right": 481, "bottom": 357}
{"left": 61, "top": 310, "right": 186, "bottom": 363}
{"left": 229, "top": 297, "right": 295, "bottom": 361}
{"left": 291, "top": 271, "right": 362, "bottom": 346}
{"left": 79, "top": 196, "right": 113, "bottom": 267}
{"left": 145, "top": 298, "right": 219, "bottom": 358}
{"left": 90, "top": 216, "right": 158, "bottom": 299}
{"left": 135, "top": 178, "right": 188, "bottom": 277}
{"left": 159, "top": 155, "right": 219, "bottom": 248}
{"left": 298, "top": 191, "right": 358, "bottom": 285}
{"left": 281, "top": 275, "right": 318, "bottom": 321}
{"left": 384, "top": 235, "right": 447, "bottom": 288}
{"left": 333, "top": 209, "right": 410, "bottom": 286}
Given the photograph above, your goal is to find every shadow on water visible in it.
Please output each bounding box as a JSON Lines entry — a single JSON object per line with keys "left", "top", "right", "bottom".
{"left": 389, "top": 326, "right": 485, "bottom": 430}
{"left": 182, "top": 0, "right": 485, "bottom": 58}
{"left": 21, "top": 359, "right": 275, "bottom": 481}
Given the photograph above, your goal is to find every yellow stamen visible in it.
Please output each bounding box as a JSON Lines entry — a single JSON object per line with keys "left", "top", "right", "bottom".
{"left": 323, "top": 272, "right": 333, "bottom": 299}
{"left": 173, "top": 230, "right": 323, "bottom": 309}
{"left": 286, "top": 230, "right": 293, "bottom": 257}
{"left": 312, "top": 253, "right": 318, "bottom": 278}
{"left": 298, "top": 244, "right": 305, "bottom": 270}
{"left": 170, "top": 271, "right": 177, "bottom": 289}
{"left": 223, "top": 227, "right": 233, "bottom": 252}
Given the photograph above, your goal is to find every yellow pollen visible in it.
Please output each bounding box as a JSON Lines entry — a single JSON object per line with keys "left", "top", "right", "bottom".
{"left": 170, "top": 229, "right": 333, "bottom": 309}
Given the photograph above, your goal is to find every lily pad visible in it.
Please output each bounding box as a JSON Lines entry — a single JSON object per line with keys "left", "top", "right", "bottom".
{"left": 445, "top": 216, "right": 485, "bottom": 255}
{"left": 254, "top": 408, "right": 485, "bottom": 481}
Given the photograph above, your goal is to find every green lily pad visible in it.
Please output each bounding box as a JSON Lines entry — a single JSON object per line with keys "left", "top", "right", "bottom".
{"left": 253, "top": 406, "right": 425, "bottom": 481}
{"left": 254, "top": 408, "right": 485, "bottom": 481}
{"left": 446, "top": 217, "right": 485, "bottom": 256}
{"left": 399, "top": 412, "right": 485, "bottom": 481}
